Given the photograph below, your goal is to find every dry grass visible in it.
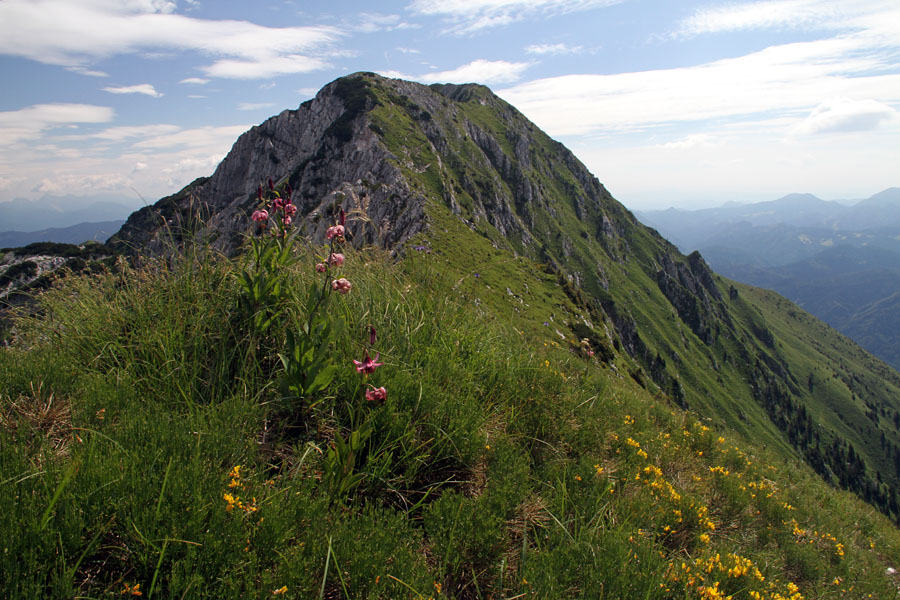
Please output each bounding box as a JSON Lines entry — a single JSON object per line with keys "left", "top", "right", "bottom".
{"left": 0, "top": 381, "right": 73, "bottom": 465}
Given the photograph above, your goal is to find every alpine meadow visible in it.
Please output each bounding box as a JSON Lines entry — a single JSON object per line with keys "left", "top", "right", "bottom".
{"left": 4, "top": 72, "right": 900, "bottom": 599}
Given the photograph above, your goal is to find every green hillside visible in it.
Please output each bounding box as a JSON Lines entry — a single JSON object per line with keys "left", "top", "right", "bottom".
{"left": 3, "top": 240, "right": 900, "bottom": 598}
{"left": 6, "top": 72, "right": 900, "bottom": 598}
{"left": 344, "top": 73, "right": 900, "bottom": 518}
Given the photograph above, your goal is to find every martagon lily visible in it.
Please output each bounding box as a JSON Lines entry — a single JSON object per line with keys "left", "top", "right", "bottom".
{"left": 353, "top": 349, "right": 383, "bottom": 375}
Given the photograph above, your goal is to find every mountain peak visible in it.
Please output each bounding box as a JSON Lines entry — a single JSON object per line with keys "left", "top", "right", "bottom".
{"left": 772, "top": 192, "right": 825, "bottom": 206}
{"left": 110, "top": 71, "right": 622, "bottom": 264}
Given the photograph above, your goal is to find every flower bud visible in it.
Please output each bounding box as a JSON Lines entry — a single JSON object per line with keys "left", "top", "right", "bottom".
{"left": 331, "top": 278, "right": 352, "bottom": 294}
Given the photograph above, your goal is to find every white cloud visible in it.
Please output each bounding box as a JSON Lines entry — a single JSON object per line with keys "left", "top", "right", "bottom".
{"left": 103, "top": 83, "right": 164, "bottom": 97}
{"left": 499, "top": 33, "right": 900, "bottom": 136}
{"left": 791, "top": 97, "right": 897, "bottom": 135}
{"left": 676, "top": 0, "right": 900, "bottom": 39}
{"left": 202, "top": 55, "right": 328, "bottom": 79}
{"left": 84, "top": 124, "right": 181, "bottom": 142}
{"left": 380, "top": 60, "right": 532, "bottom": 84}
{"left": 352, "top": 13, "right": 417, "bottom": 33}
{"left": 132, "top": 125, "right": 249, "bottom": 150}
{"left": 376, "top": 69, "right": 414, "bottom": 80}
{"left": 32, "top": 172, "right": 132, "bottom": 196}
{"left": 0, "top": 103, "right": 114, "bottom": 144}
{"left": 408, "top": 0, "right": 624, "bottom": 33}
{"left": 66, "top": 66, "right": 109, "bottom": 77}
{"left": 0, "top": 122, "right": 251, "bottom": 204}
{"left": 659, "top": 134, "right": 721, "bottom": 149}
{"left": 525, "top": 43, "right": 584, "bottom": 55}
{"left": 179, "top": 77, "right": 209, "bottom": 84}
{"left": 418, "top": 59, "right": 533, "bottom": 84}
{"left": 0, "top": 0, "right": 340, "bottom": 79}
{"left": 678, "top": 0, "right": 839, "bottom": 35}
{"left": 237, "top": 102, "right": 276, "bottom": 111}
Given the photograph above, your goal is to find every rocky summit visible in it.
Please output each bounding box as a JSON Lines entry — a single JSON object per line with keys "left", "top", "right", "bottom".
{"left": 110, "top": 72, "right": 900, "bottom": 520}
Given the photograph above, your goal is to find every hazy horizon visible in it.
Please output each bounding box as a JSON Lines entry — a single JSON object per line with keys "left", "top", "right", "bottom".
{"left": 1, "top": 0, "right": 898, "bottom": 214}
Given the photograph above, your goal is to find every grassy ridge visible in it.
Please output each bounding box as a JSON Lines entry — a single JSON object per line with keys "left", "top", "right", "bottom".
{"left": 3, "top": 239, "right": 900, "bottom": 598}
{"left": 357, "top": 72, "right": 900, "bottom": 520}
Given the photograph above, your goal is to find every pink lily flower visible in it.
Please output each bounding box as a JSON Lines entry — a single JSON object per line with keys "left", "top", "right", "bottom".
{"left": 365, "top": 386, "right": 387, "bottom": 402}
{"left": 251, "top": 209, "right": 268, "bottom": 222}
{"left": 326, "top": 224, "right": 345, "bottom": 240}
{"left": 315, "top": 263, "right": 327, "bottom": 273}
{"left": 353, "top": 349, "right": 382, "bottom": 374}
{"left": 329, "top": 253, "right": 345, "bottom": 267}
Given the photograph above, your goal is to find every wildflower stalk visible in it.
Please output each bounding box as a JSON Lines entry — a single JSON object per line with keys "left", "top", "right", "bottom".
{"left": 278, "top": 207, "right": 349, "bottom": 405}
{"left": 307, "top": 235, "right": 337, "bottom": 335}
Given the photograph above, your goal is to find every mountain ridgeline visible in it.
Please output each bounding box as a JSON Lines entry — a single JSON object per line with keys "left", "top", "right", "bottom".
{"left": 111, "top": 72, "right": 900, "bottom": 519}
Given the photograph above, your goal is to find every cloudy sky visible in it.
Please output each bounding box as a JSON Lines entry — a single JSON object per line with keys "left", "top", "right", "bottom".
{"left": 1, "top": 0, "right": 898, "bottom": 217}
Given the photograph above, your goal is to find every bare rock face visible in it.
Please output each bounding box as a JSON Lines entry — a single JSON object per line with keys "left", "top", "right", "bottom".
{"left": 109, "top": 72, "right": 629, "bottom": 264}
{"left": 109, "top": 75, "right": 429, "bottom": 256}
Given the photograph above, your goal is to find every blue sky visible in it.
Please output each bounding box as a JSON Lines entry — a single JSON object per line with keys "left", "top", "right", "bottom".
{"left": 0, "top": 0, "right": 898, "bottom": 217}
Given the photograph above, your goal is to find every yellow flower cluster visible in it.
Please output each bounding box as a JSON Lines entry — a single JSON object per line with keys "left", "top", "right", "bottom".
{"left": 785, "top": 518, "right": 845, "bottom": 557}
{"left": 542, "top": 358, "right": 568, "bottom": 380}
{"left": 223, "top": 465, "right": 259, "bottom": 514}
{"left": 601, "top": 412, "right": 855, "bottom": 600}
{"left": 698, "top": 581, "right": 727, "bottom": 599}
{"left": 121, "top": 582, "right": 142, "bottom": 596}
{"left": 668, "top": 552, "right": 804, "bottom": 600}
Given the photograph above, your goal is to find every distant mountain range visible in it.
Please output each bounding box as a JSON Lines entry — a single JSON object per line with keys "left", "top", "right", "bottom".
{"left": 637, "top": 189, "right": 900, "bottom": 369}
{"left": 0, "top": 220, "right": 124, "bottom": 248}
{"left": 0, "top": 195, "right": 136, "bottom": 231}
